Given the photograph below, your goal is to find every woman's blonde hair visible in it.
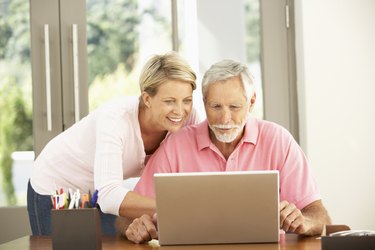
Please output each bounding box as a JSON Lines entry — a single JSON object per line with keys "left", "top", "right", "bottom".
{"left": 139, "top": 52, "right": 196, "bottom": 97}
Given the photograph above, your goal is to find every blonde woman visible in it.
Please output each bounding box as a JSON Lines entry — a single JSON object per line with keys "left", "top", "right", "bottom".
{"left": 27, "top": 52, "right": 198, "bottom": 235}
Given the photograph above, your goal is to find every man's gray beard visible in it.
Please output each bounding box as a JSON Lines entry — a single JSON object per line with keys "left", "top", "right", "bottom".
{"left": 209, "top": 122, "right": 246, "bottom": 143}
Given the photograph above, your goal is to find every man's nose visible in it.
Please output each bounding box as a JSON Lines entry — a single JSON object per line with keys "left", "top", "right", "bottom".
{"left": 220, "top": 108, "right": 231, "bottom": 124}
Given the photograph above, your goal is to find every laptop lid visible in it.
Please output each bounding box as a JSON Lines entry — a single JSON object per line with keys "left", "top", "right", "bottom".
{"left": 154, "top": 170, "right": 280, "bottom": 245}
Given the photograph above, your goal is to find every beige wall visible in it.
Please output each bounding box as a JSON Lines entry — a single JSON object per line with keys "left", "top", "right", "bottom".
{"left": 295, "top": 0, "right": 375, "bottom": 229}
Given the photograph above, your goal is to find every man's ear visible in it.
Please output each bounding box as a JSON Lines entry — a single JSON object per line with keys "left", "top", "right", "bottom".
{"left": 249, "top": 92, "right": 256, "bottom": 112}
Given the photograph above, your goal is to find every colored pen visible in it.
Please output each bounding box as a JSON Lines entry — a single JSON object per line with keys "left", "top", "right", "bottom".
{"left": 91, "top": 190, "right": 98, "bottom": 207}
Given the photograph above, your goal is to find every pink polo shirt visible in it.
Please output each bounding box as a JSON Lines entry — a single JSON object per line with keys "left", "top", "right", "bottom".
{"left": 135, "top": 118, "right": 321, "bottom": 210}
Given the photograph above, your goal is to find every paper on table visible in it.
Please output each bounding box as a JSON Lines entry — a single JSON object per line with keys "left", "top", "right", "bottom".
{"left": 329, "top": 230, "right": 375, "bottom": 237}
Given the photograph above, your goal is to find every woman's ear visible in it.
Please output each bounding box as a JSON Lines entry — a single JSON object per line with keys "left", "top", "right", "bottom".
{"left": 141, "top": 91, "right": 151, "bottom": 108}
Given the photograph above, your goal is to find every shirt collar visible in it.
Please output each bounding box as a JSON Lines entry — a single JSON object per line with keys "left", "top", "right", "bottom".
{"left": 196, "top": 120, "right": 211, "bottom": 151}
{"left": 196, "top": 117, "right": 259, "bottom": 151}
{"left": 243, "top": 117, "right": 259, "bottom": 144}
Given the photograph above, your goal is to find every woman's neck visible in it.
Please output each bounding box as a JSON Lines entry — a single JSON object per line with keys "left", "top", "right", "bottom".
{"left": 139, "top": 103, "right": 168, "bottom": 154}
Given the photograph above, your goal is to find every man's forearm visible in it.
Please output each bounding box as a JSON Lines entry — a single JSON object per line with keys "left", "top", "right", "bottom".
{"left": 118, "top": 191, "right": 156, "bottom": 219}
{"left": 301, "top": 200, "right": 331, "bottom": 235}
{"left": 115, "top": 216, "right": 133, "bottom": 236}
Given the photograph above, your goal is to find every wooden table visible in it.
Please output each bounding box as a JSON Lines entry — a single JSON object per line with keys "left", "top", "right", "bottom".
{"left": 0, "top": 234, "right": 322, "bottom": 250}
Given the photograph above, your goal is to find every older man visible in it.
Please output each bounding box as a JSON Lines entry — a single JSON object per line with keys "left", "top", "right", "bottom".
{"left": 122, "top": 59, "right": 331, "bottom": 243}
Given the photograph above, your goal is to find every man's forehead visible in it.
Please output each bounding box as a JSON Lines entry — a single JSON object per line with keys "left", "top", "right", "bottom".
{"left": 208, "top": 75, "right": 241, "bottom": 85}
{"left": 205, "top": 81, "right": 246, "bottom": 102}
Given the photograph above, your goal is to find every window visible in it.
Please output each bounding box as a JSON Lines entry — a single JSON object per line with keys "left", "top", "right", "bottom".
{"left": 245, "top": 0, "right": 263, "bottom": 119}
{"left": 87, "top": 0, "right": 173, "bottom": 110}
{"left": 0, "top": 0, "right": 33, "bottom": 206}
{"left": 0, "top": 0, "right": 295, "bottom": 207}
{"left": 193, "top": 0, "right": 264, "bottom": 119}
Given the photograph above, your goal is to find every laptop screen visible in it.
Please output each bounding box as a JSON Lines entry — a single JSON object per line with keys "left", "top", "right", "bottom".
{"left": 154, "top": 170, "right": 280, "bottom": 245}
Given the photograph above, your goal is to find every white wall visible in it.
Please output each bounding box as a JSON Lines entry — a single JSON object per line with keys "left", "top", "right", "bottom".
{"left": 295, "top": 0, "right": 375, "bottom": 230}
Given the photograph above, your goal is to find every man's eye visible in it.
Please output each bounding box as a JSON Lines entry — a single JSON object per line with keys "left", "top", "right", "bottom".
{"left": 211, "top": 105, "right": 221, "bottom": 110}
{"left": 230, "top": 105, "right": 241, "bottom": 110}
{"left": 164, "top": 100, "right": 174, "bottom": 104}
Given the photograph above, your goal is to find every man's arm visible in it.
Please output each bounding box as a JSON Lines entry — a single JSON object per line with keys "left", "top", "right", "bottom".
{"left": 114, "top": 192, "right": 155, "bottom": 241}
{"left": 116, "top": 214, "right": 158, "bottom": 243}
{"left": 118, "top": 191, "right": 156, "bottom": 218}
{"left": 116, "top": 142, "right": 174, "bottom": 240}
{"left": 280, "top": 200, "right": 331, "bottom": 235}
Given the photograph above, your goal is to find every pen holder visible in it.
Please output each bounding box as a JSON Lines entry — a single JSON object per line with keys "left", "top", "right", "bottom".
{"left": 51, "top": 208, "right": 102, "bottom": 250}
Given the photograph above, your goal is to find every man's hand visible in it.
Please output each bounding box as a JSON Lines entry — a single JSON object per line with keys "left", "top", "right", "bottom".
{"left": 125, "top": 214, "right": 158, "bottom": 244}
{"left": 280, "top": 200, "right": 331, "bottom": 235}
{"left": 280, "top": 200, "right": 309, "bottom": 234}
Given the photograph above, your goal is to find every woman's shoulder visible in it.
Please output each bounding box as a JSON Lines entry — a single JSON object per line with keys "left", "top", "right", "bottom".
{"left": 87, "top": 96, "right": 139, "bottom": 132}
{"left": 91, "top": 96, "right": 138, "bottom": 119}
{"left": 97, "top": 96, "right": 138, "bottom": 111}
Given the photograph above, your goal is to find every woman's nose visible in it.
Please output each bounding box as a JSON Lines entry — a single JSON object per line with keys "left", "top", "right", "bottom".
{"left": 172, "top": 102, "right": 183, "bottom": 115}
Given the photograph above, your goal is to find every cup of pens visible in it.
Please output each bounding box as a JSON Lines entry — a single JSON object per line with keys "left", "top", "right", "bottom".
{"left": 51, "top": 189, "right": 101, "bottom": 250}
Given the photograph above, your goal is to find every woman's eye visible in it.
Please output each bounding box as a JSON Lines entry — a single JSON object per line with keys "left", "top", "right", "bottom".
{"left": 183, "top": 99, "right": 192, "bottom": 104}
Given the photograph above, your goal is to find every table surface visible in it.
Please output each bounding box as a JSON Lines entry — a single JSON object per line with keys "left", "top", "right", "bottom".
{"left": 0, "top": 234, "right": 322, "bottom": 250}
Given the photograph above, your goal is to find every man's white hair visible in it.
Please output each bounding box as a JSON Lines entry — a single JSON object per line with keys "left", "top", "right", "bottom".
{"left": 201, "top": 59, "right": 255, "bottom": 101}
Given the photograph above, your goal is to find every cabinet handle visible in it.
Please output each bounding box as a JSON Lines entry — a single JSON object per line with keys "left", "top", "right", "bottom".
{"left": 44, "top": 24, "right": 52, "bottom": 131}
{"left": 72, "top": 24, "right": 80, "bottom": 123}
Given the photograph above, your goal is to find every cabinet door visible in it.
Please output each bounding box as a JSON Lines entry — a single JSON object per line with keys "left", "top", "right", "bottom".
{"left": 30, "top": 0, "right": 88, "bottom": 156}
{"left": 30, "top": 0, "right": 63, "bottom": 156}
{"left": 60, "top": 0, "right": 88, "bottom": 129}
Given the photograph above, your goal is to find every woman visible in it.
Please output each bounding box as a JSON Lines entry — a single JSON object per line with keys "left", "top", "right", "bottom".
{"left": 27, "top": 52, "right": 198, "bottom": 235}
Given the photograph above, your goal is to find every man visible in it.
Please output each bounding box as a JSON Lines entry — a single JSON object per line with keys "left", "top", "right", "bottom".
{"left": 121, "top": 59, "right": 331, "bottom": 243}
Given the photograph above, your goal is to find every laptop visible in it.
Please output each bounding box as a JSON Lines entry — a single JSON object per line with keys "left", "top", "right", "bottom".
{"left": 154, "top": 170, "right": 280, "bottom": 245}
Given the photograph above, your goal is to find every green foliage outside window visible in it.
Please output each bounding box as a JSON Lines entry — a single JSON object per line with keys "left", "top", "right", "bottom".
{"left": 245, "top": 0, "right": 260, "bottom": 63}
{"left": 0, "top": 0, "right": 164, "bottom": 205}
{"left": 0, "top": 0, "right": 32, "bottom": 205}
{"left": 86, "top": 0, "right": 141, "bottom": 83}
{"left": 0, "top": 79, "right": 33, "bottom": 205}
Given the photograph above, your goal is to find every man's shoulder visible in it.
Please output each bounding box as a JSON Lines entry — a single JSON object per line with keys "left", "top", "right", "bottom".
{"left": 255, "top": 118, "right": 286, "bottom": 132}
{"left": 163, "top": 121, "right": 204, "bottom": 145}
{"left": 253, "top": 118, "right": 294, "bottom": 140}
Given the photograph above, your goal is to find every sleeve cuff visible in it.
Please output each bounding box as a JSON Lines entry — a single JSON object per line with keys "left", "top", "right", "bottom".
{"left": 97, "top": 186, "right": 130, "bottom": 216}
